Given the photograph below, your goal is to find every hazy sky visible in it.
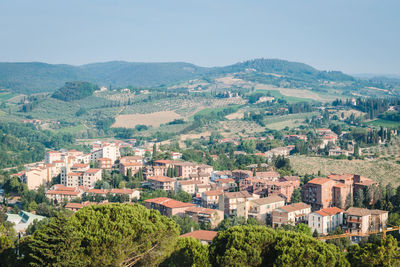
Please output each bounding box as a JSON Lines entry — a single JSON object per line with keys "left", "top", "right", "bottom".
{"left": 0, "top": 0, "right": 399, "bottom": 74}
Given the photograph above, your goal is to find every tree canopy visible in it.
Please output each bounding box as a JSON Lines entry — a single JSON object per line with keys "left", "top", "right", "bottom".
{"left": 20, "top": 204, "right": 180, "bottom": 266}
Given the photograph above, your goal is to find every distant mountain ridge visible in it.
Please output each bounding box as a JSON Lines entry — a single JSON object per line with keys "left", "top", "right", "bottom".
{"left": 0, "top": 58, "right": 354, "bottom": 94}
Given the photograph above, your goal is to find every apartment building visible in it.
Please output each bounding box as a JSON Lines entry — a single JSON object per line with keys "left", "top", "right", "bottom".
{"left": 238, "top": 195, "right": 285, "bottom": 223}
{"left": 308, "top": 207, "right": 344, "bottom": 235}
{"left": 255, "top": 171, "right": 280, "bottom": 181}
{"left": 91, "top": 142, "right": 120, "bottom": 163}
{"left": 64, "top": 168, "right": 102, "bottom": 188}
{"left": 97, "top": 158, "right": 112, "bottom": 170}
{"left": 232, "top": 170, "right": 253, "bottom": 181}
{"left": 302, "top": 174, "right": 377, "bottom": 211}
{"left": 45, "top": 184, "right": 85, "bottom": 203}
{"left": 215, "top": 178, "right": 236, "bottom": 191}
{"left": 147, "top": 176, "right": 176, "bottom": 191}
{"left": 201, "top": 190, "right": 224, "bottom": 209}
{"left": 344, "top": 207, "right": 388, "bottom": 236}
{"left": 144, "top": 197, "right": 195, "bottom": 217}
{"left": 185, "top": 207, "right": 224, "bottom": 228}
{"left": 302, "top": 178, "right": 337, "bottom": 210}
{"left": 272, "top": 202, "right": 311, "bottom": 227}
{"left": 175, "top": 180, "right": 203, "bottom": 195}
{"left": 120, "top": 162, "right": 143, "bottom": 176}
{"left": 219, "top": 191, "right": 252, "bottom": 217}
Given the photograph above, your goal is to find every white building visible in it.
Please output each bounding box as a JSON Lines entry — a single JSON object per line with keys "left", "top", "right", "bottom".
{"left": 308, "top": 207, "right": 344, "bottom": 235}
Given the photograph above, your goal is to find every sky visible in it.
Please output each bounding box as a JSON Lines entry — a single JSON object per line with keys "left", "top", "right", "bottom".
{"left": 0, "top": 0, "right": 399, "bottom": 74}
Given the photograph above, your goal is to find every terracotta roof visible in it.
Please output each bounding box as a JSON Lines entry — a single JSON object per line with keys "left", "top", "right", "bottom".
{"left": 307, "top": 178, "right": 333, "bottom": 185}
{"left": 72, "top": 163, "right": 89, "bottom": 168}
{"left": 314, "top": 207, "right": 344, "bottom": 217}
{"left": 144, "top": 197, "right": 195, "bottom": 209}
{"left": 53, "top": 160, "right": 65, "bottom": 163}
{"left": 87, "top": 189, "right": 109, "bottom": 194}
{"left": 252, "top": 195, "right": 284, "bottom": 206}
{"left": 281, "top": 176, "right": 300, "bottom": 182}
{"left": 185, "top": 207, "right": 220, "bottom": 215}
{"left": 345, "top": 207, "right": 372, "bottom": 216}
{"left": 110, "top": 188, "right": 136, "bottom": 194}
{"left": 46, "top": 190, "right": 80, "bottom": 196}
{"left": 333, "top": 183, "right": 348, "bottom": 188}
{"left": 147, "top": 176, "right": 175, "bottom": 183}
{"left": 154, "top": 160, "right": 175, "bottom": 164}
{"left": 97, "top": 158, "right": 112, "bottom": 161}
{"left": 256, "top": 171, "right": 280, "bottom": 178}
{"left": 85, "top": 168, "right": 101, "bottom": 174}
{"left": 52, "top": 184, "right": 76, "bottom": 191}
{"left": 224, "top": 191, "right": 251, "bottom": 199}
{"left": 203, "top": 190, "right": 224, "bottom": 196}
{"left": 279, "top": 202, "right": 311, "bottom": 213}
{"left": 178, "top": 180, "right": 203, "bottom": 186}
{"left": 180, "top": 230, "right": 218, "bottom": 241}
{"left": 68, "top": 172, "right": 83, "bottom": 176}
{"left": 121, "top": 162, "right": 142, "bottom": 166}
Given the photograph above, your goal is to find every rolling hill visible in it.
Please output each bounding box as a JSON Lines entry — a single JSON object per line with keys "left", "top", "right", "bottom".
{"left": 0, "top": 58, "right": 383, "bottom": 94}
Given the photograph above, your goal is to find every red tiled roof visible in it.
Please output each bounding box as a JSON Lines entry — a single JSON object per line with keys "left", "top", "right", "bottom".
{"left": 279, "top": 202, "right": 311, "bottom": 212}
{"left": 203, "top": 190, "right": 224, "bottom": 196}
{"left": 180, "top": 230, "right": 218, "bottom": 241}
{"left": 315, "top": 207, "right": 344, "bottom": 217}
{"left": 85, "top": 168, "right": 101, "bottom": 174}
{"left": 68, "top": 172, "right": 83, "bottom": 176}
{"left": 121, "top": 162, "right": 142, "bottom": 166}
{"left": 185, "top": 207, "right": 220, "bottom": 215}
{"left": 97, "top": 158, "right": 112, "bottom": 161}
{"left": 178, "top": 180, "right": 203, "bottom": 185}
{"left": 46, "top": 190, "right": 80, "bottom": 196}
{"left": 110, "top": 188, "right": 136, "bottom": 194}
{"left": 87, "top": 189, "right": 108, "bottom": 194}
{"left": 72, "top": 163, "right": 89, "bottom": 168}
{"left": 256, "top": 171, "right": 280, "bottom": 177}
{"left": 308, "top": 178, "right": 332, "bottom": 185}
{"left": 144, "top": 197, "right": 195, "bottom": 209}
{"left": 147, "top": 176, "right": 175, "bottom": 183}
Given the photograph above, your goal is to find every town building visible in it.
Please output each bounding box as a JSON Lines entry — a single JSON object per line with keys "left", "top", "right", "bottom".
{"left": 97, "top": 158, "right": 113, "bottom": 170}
{"left": 219, "top": 191, "right": 252, "bottom": 217}
{"left": 272, "top": 202, "right": 311, "bottom": 227}
{"left": 201, "top": 190, "right": 224, "bottom": 209}
{"left": 308, "top": 207, "right": 344, "bottom": 235}
{"left": 147, "top": 176, "right": 176, "bottom": 191}
{"left": 144, "top": 197, "right": 195, "bottom": 217}
{"left": 238, "top": 195, "right": 285, "bottom": 224}
{"left": 180, "top": 230, "right": 218, "bottom": 245}
{"left": 175, "top": 180, "right": 203, "bottom": 195}
{"left": 344, "top": 207, "right": 388, "bottom": 236}
{"left": 185, "top": 207, "right": 224, "bottom": 228}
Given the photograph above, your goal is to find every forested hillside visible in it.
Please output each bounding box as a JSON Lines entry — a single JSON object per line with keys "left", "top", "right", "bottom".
{"left": 0, "top": 122, "right": 75, "bottom": 168}
{"left": 0, "top": 58, "right": 376, "bottom": 95}
{"left": 52, "top": 82, "right": 99, "bottom": 101}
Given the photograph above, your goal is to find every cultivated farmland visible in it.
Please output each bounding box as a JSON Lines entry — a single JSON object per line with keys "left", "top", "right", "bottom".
{"left": 112, "top": 111, "right": 183, "bottom": 128}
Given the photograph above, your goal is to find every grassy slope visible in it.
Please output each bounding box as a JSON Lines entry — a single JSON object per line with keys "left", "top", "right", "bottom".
{"left": 291, "top": 155, "right": 400, "bottom": 185}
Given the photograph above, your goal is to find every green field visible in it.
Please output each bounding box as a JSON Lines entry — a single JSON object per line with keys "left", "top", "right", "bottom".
{"left": 251, "top": 89, "right": 316, "bottom": 103}
{"left": 0, "top": 92, "right": 17, "bottom": 101}
{"left": 53, "top": 124, "right": 87, "bottom": 134}
{"left": 366, "top": 119, "right": 400, "bottom": 127}
{"left": 189, "top": 104, "right": 241, "bottom": 121}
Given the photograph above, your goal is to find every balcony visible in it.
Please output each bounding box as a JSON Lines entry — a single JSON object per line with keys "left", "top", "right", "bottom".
{"left": 346, "top": 217, "right": 361, "bottom": 223}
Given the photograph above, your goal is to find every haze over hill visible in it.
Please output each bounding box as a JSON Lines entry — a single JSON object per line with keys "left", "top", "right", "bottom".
{"left": 0, "top": 58, "right": 354, "bottom": 94}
